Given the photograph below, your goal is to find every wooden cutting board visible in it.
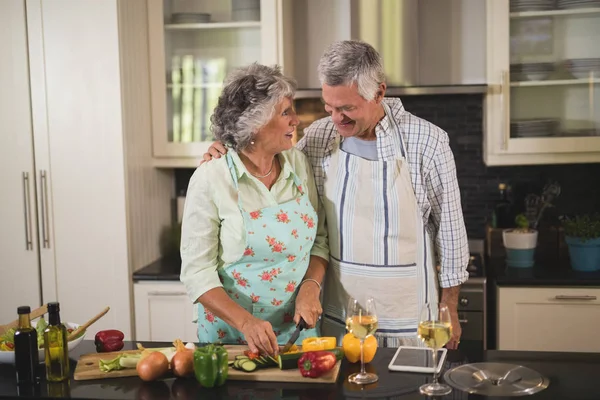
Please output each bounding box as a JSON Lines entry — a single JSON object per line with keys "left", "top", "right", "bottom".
{"left": 74, "top": 345, "right": 342, "bottom": 383}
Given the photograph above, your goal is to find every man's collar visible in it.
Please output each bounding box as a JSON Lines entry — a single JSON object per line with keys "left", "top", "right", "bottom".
{"left": 375, "top": 97, "right": 405, "bottom": 137}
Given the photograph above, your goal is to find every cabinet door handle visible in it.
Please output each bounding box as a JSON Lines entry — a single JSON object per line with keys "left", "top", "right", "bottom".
{"left": 458, "top": 319, "right": 468, "bottom": 324}
{"left": 554, "top": 295, "right": 597, "bottom": 301}
{"left": 40, "top": 170, "right": 50, "bottom": 248}
{"left": 500, "top": 70, "right": 510, "bottom": 151}
{"left": 22, "top": 172, "right": 33, "bottom": 251}
{"left": 148, "top": 291, "right": 187, "bottom": 296}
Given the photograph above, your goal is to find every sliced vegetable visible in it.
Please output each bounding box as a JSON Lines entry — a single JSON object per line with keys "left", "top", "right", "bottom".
{"left": 136, "top": 343, "right": 176, "bottom": 363}
{"left": 99, "top": 353, "right": 141, "bottom": 372}
{"left": 277, "top": 348, "right": 343, "bottom": 370}
{"left": 298, "top": 351, "right": 337, "bottom": 378}
{"left": 239, "top": 360, "right": 257, "bottom": 372}
{"left": 95, "top": 330, "right": 125, "bottom": 353}
{"left": 301, "top": 337, "right": 337, "bottom": 352}
{"left": 193, "top": 344, "right": 228, "bottom": 388}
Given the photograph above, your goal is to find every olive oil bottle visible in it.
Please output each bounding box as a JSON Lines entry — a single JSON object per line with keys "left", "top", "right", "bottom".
{"left": 14, "top": 306, "right": 39, "bottom": 384}
{"left": 43, "top": 302, "right": 69, "bottom": 381}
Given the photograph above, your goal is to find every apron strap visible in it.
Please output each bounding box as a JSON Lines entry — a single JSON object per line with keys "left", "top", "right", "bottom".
{"left": 381, "top": 102, "right": 409, "bottom": 163}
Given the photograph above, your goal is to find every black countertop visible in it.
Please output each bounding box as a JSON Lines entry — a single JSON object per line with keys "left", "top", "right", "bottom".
{"left": 2, "top": 341, "right": 600, "bottom": 399}
{"left": 488, "top": 257, "right": 600, "bottom": 286}
{"left": 133, "top": 256, "right": 181, "bottom": 281}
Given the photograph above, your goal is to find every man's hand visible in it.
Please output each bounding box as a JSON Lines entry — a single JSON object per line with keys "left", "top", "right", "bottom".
{"left": 199, "top": 141, "right": 228, "bottom": 165}
{"left": 446, "top": 307, "right": 462, "bottom": 350}
{"left": 441, "top": 285, "right": 462, "bottom": 350}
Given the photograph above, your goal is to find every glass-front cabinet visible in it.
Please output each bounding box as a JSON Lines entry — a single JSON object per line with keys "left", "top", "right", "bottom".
{"left": 485, "top": 0, "right": 600, "bottom": 165}
{"left": 148, "top": 0, "right": 281, "bottom": 167}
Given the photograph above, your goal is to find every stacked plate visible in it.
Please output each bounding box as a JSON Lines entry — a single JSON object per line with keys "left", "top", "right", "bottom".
{"left": 565, "top": 58, "right": 600, "bottom": 79}
{"left": 510, "top": 63, "right": 554, "bottom": 81}
{"left": 557, "top": 0, "right": 600, "bottom": 9}
{"left": 171, "top": 13, "right": 211, "bottom": 24}
{"left": 510, "top": 119, "right": 560, "bottom": 138}
{"left": 510, "top": 0, "right": 555, "bottom": 12}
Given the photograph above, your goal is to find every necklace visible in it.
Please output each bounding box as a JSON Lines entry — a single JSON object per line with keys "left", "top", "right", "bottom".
{"left": 249, "top": 159, "right": 275, "bottom": 179}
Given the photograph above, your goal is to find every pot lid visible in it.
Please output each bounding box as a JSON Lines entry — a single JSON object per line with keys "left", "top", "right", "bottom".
{"left": 443, "top": 362, "right": 549, "bottom": 396}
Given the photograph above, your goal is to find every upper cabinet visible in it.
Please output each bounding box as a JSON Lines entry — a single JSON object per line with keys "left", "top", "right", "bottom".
{"left": 485, "top": 0, "right": 600, "bottom": 165}
{"left": 148, "top": 0, "right": 281, "bottom": 166}
{"left": 149, "top": 0, "right": 487, "bottom": 167}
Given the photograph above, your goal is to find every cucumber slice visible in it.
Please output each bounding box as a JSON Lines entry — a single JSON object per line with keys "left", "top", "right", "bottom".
{"left": 239, "top": 360, "right": 257, "bottom": 372}
{"left": 235, "top": 355, "right": 249, "bottom": 360}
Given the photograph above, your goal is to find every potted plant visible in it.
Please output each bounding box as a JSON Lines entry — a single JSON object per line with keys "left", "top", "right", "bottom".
{"left": 562, "top": 214, "right": 600, "bottom": 272}
{"left": 503, "top": 214, "right": 538, "bottom": 268}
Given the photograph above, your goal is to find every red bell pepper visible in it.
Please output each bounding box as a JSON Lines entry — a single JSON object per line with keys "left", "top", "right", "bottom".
{"left": 298, "top": 351, "right": 337, "bottom": 378}
{"left": 94, "top": 329, "right": 125, "bottom": 353}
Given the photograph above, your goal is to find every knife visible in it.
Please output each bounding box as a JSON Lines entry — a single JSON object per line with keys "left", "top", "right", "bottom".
{"left": 280, "top": 317, "right": 307, "bottom": 354}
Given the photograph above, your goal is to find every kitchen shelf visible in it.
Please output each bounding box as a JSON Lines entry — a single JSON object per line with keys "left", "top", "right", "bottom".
{"left": 510, "top": 7, "right": 600, "bottom": 18}
{"left": 510, "top": 78, "right": 600, "bottom": 87}
{"left": 165, "top": 21, "right": 261, "bottom": 30}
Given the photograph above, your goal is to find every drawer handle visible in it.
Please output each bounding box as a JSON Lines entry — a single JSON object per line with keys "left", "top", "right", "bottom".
{"left": 458, "top": 319, "right": 468, "bottom": 324}
{"left": 148, "top": 291, "right": 187, "bottom": 296}
{"left": 554, "top": 295, "right": 597, "bottom": 301}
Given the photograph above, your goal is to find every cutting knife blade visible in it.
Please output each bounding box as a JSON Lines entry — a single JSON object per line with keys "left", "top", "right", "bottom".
{"left": 280, "top": 317, "right": 307, "bottom": 353}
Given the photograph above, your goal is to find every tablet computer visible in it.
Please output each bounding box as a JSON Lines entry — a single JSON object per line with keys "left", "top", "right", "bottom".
{"left": 387, "top": 346, "right": 447, "bottom": 373}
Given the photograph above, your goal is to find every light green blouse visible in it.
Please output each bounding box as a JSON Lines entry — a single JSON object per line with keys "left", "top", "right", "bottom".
{"left": 180, "top": 147, "right": 329, "bottom": 305}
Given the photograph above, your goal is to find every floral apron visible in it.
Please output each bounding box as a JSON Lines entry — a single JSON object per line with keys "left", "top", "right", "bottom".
{"left": 321, "top": 102, "right": 439, "bottom": 348}
{"left": 196, "top": 152, "right": 319, "bottom": 344}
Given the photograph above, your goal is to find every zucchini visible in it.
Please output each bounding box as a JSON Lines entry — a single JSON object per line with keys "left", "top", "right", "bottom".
{"left": 235, "top": 355, "right": 249, "bottom": 361}
{"left": 239, "top": 359, "right": 257, "bottom": 372}
{"left": 277, "top": 348, "right": 344, "bottom": 370}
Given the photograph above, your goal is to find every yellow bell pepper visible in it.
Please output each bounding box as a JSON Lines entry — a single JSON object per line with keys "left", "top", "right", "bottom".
{"left": 301, "top": 337, "right": 337, "bottom": 352}
{"left": 342, "top": 333, "right": 377, "bottom": 363}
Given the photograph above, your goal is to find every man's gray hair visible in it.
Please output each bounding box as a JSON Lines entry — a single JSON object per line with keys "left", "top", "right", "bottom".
{"left": 211, "top": 63, "right": 296, "bottom": 151}
{"left": 317, "top": 40, "right": 385, "bottom": 101}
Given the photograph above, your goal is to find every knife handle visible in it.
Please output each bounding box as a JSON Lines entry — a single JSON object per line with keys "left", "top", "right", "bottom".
{"left": 298, "top": 317, "right": 307, "bottom": 330}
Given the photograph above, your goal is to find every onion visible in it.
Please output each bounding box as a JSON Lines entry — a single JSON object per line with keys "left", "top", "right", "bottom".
{"left": 171, "top": 349, "right": 194, "bottom": 378}
{"left": 136, "top": 351, "right": 169, "bottom": 381}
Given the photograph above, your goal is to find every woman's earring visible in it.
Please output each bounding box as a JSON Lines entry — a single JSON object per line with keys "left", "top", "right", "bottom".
{"left": 250, "top": 140, "right": 255, "bottom": 145}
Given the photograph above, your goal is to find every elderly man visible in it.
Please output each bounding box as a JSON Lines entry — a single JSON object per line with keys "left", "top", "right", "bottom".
{"left": 203, "top": 40, "right": 469, "bottom": 350}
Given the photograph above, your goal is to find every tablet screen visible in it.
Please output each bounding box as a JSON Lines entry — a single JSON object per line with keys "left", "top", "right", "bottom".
{"left": 390, "top": 347, "right": 444, "bottom": 368}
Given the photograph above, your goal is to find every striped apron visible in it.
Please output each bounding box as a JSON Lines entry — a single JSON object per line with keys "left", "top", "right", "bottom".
{"left": 321, "top": 102, "right": 439, "bottom": 348}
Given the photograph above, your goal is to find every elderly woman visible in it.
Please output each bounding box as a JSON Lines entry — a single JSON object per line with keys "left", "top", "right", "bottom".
{"left": 180, "top": 64, "right": 328, "bottom": 356}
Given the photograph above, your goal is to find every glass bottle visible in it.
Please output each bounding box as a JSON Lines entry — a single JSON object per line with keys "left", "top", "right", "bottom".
{"left": 43, "top": 302, "right": 69, "bottom": 382}
{"left": 493, "top": 183, "right": 513, "bottom": 229}
{"left": 14, "top": 306, "right": 40, "bottom": 384}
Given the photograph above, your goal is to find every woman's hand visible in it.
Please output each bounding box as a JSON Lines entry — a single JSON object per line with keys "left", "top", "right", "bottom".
{"left": 239, "top": 316, "right": 279, "bottom": 357}
{"left": 294, "top": 281, "right": 322, "bottom": 328}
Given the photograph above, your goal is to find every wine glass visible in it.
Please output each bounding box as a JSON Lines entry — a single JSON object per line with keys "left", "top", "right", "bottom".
{"left": 417, "top": 302, "right": 453, "bottom": 396}
{"left": 346, "top": 296, "right": 378, "bottom": 384}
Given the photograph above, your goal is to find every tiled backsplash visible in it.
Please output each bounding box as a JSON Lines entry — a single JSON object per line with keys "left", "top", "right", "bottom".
{"left": 175, "top": 93, "right": 600, "bottom": 239}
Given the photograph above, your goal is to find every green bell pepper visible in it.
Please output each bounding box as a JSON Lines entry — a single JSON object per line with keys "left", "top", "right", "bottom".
{"left": 193, "top": 344, "right": 228, "bottom": 388}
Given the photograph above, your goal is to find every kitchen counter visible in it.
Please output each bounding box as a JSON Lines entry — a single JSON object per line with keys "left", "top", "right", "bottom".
{"left": 133, "top": 256, "right": 181, "bottom": 281}
{"left": 488, "top": 257, "right": 600, "bottom": 286}
{"left": 1, "top": 341, "right": 599, "bottom": 399}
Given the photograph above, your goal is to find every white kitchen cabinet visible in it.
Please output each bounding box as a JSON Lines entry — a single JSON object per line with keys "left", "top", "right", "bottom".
{"left": 0, "top": 0, "right": 172, "bottom": 337}
{"left": 485, "top": 0, "right": 600, "bottom": 166}
{"left": 497, "top": 286, "right": 600, "bottom": 352}
{"left": 134, "top": 282, "right": 198, "bottom": 343}
{"left": 148, "top": 0, "right": 283, "bottom": 167}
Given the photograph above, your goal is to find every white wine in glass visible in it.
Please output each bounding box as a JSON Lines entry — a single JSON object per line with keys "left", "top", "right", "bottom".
{"left": 417, "top": 303, "right": 453, "bottom": 396}
{"left": 346, "top": 296, "right": 378, "bottom": 385}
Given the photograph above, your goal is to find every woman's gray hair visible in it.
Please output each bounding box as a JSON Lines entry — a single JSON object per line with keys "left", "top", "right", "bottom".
{"left": 317, "top": 40, "right": 386, "bottom": 101}
{"left": 210, "top": 63, "right": 297, "bottom": 152}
